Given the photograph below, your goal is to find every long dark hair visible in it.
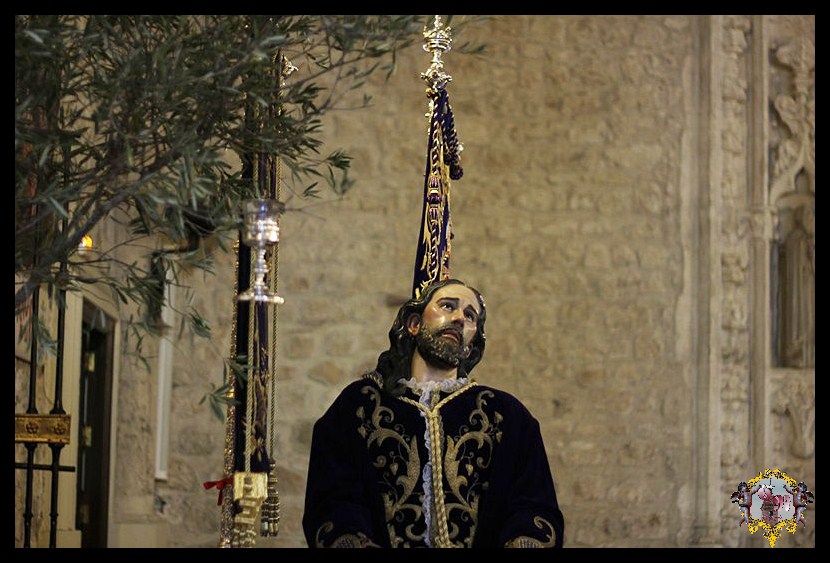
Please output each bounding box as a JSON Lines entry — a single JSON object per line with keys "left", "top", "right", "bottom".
{"left": 369, "top": 279, "right": 487, "bottom": 396}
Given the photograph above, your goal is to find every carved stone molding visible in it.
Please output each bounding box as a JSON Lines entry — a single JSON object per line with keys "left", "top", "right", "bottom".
{"left": 770, "top": 37, "right": 815, "bottom": 204}
{"left": 775, "top": 37, "right": 814, "bottom": 101}
{"left": 748, "top": 205, "right": 777, "bottom": 241}
{"left": 722, "top": 295, "right": 748, "bottom": 331}
{"left": 771, "top": 372, "right": 815, "bottom": 459}
{"left": 721, "top": 248, "right": 748, "bottom": 284}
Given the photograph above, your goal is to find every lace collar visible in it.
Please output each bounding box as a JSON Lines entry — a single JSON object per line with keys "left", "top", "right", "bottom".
{"left": 402, "top": 376, "right": 470, "bottom": 397}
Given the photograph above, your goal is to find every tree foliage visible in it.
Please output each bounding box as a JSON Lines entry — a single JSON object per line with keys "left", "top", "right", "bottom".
{"left": 15, "top": 15, "right": 484, "bottom": 353}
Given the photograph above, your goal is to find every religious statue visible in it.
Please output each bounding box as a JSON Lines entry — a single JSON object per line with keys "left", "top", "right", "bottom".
{"left": 302, "top": 279, "right": 565, "bottom": 548}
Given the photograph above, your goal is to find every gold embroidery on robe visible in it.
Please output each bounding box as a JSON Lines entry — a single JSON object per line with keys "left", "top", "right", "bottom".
{"left": 504, "top": 516, "right": 557, "bottom": 548}
{"left": 315, "top": 521, "right": 380, "bottom": 548}
{"left": 354, "top": 382, "right": 512, "bottom": 547}
{"left": 443, "top": 390, "right": 502, "bottom": 546}
{"left": 356, "top": 385, "right": 425, "bottom": 547}
{"left": 396, "top": 385, "right": 502, "bottom": 547}
{"left": 398, "top": 382, "right": 478, "bottom": 547}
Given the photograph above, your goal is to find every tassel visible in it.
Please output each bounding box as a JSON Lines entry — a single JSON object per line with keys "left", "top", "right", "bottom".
{"left": 260, "top": 461, "right": 281, "bottom": 537}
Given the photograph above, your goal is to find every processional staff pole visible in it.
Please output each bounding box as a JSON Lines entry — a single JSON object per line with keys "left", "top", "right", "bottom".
{"left": 412, "top": 15, "right": 464, "bottom": 299}
{"left": 217, "top": 44, "right": 294, "bottom": 549}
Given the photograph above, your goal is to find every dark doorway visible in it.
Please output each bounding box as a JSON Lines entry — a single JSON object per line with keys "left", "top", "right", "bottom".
{"left": 75, "top": 302, "right": 115, "bottom": 548}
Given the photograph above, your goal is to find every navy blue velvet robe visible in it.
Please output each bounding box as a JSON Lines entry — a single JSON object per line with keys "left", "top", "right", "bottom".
{"left": 303, "top": 376, "right": 564, "bottom": 548}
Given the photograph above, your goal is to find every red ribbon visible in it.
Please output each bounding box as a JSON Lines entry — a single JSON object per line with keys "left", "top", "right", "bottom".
{"left": 203, "top": 476, "right": 233, "bottom": 505}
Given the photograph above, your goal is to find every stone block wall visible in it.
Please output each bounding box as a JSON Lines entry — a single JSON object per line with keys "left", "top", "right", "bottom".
{"left": 162, "top": 15, "right": 699, "bottom": 547}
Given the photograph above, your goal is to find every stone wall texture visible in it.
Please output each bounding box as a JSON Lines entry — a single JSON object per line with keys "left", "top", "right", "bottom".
{"left": 15, "top": 15, "right": 815, "bottom": 549}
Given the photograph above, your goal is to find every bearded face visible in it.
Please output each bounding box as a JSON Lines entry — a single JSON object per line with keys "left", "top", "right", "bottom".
{"left": 414, "top": 322, "right": 470, "bottom": 369}
{"left": 407, "top": 283, "right": 481, "bottom": 372}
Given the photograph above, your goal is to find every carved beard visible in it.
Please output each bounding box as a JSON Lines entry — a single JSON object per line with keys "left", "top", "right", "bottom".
{"left": 414, "top": 324, "right": 470, "bottom": 370}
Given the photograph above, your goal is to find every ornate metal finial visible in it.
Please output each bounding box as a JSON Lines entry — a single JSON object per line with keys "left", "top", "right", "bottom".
{"left": 236, "top": 199, "right": 285, "bottom": 305}
{"left": 421, "top": 15, "right": 453, "bottom": 94}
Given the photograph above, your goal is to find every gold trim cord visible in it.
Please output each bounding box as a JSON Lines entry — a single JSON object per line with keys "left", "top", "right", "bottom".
{"left": 260, "top": 52, "right": 294, "bottom": 539}
{"left": 399, "top": 382, "right": 478, "bottom": 547}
